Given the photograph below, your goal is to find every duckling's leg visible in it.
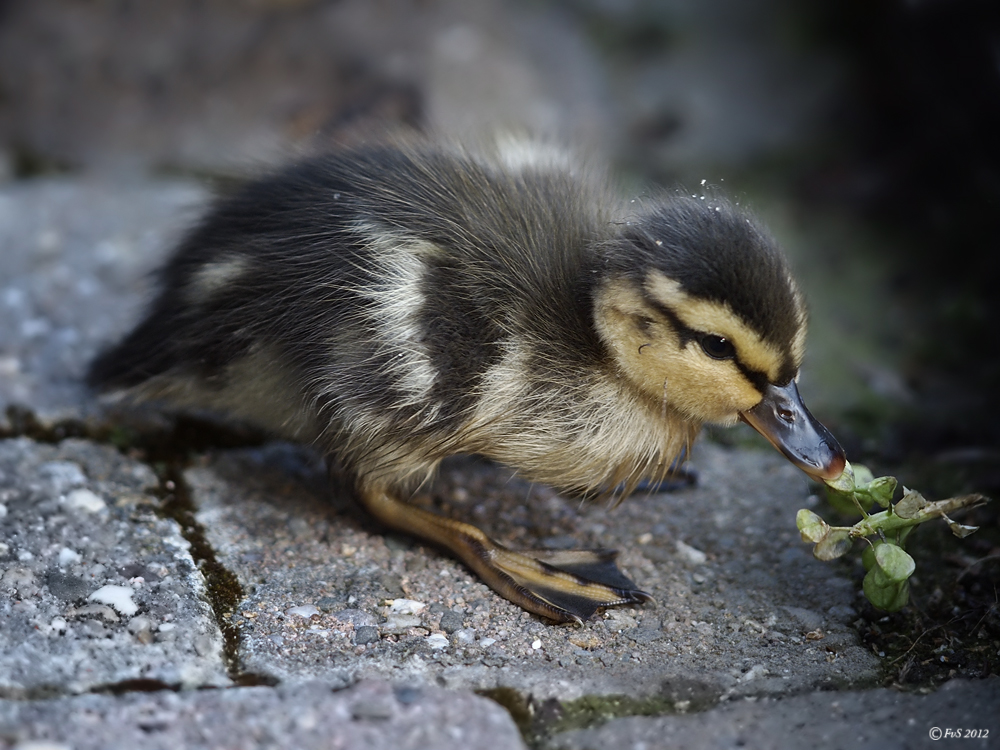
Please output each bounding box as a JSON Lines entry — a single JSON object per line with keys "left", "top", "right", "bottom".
{"left": 357, "top": 485, "right": 652, "bottom": 624}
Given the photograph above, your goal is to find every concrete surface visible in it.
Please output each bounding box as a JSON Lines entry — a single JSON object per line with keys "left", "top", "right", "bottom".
{"left": 0, "top": 438, "right": 229, "bottom": 697}
{"left": 188, "top": 442, "right": 880, "bottom": 700}
{"left": 0, "top": 679, "right": 527, "bottom": 750}
{"left": 0, "top": 179, "right": 206, "bottom": 428}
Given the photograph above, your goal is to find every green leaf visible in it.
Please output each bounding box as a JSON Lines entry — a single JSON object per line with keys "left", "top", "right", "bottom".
{"left": 826, "top": 487, "right": 862, "bottom": 516}
{"left": 813, "top": 529, "right": 852, "bottom": 560}
{"left": 824, "top": 460, "right": 855, "bottom": 494}
{"left": 873, "top": 543, "right": 915, "bottom": 583}
{"left": 861, "top": 543, "right": 877, "bottom": 572}
{"left": 796, "top": 509, "right": 830, "bottom": 543}
{"left": 863, "top": 571, "right": 910, "bottom": 612}
{"left": 867, "top": 476, "right": 897, "bottom": 509}
{"left": 852, "top": 464, "right": 875, "bottom": 488}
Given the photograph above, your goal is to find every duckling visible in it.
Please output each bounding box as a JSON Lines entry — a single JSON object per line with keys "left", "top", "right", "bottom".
{"left": 88, "top": 140, "right": 845, "bottom": 624}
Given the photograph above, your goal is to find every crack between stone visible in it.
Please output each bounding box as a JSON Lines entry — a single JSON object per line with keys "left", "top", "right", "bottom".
{"left": 1, "top": 404, "right": 277, "bottom": 691}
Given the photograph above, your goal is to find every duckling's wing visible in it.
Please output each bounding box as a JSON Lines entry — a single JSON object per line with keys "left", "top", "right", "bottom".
{"left": 358, "top": 485, "right": 650, "bottom": 624}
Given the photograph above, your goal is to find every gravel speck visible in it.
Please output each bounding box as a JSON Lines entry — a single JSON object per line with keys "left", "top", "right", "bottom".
{"left": 453, "top": 628, "right": 476, "bottom": 646}
{"left": 676, "top": 540, "right": 708, "bottom": 565}
{"left": 331, "top": 608, "right": 378, "bottom": 628}
{"left": 285, "top": 605, "right": 321, "bottom": 619}
{"left": 354, "top": 625, "right": 379, "bottom": 645}
{"left": 46, "top": 570, "right": 89, "bottom": 602}
{"left": 88, "top": 585, "right": 138, "bottom": 616}
{"left": 439, "top": 610, "right": 465, "bottom": 633}
{"left": 63, "top": 488, "right": 106, "bottom": 513}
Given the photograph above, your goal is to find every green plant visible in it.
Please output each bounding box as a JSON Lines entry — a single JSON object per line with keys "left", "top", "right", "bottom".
{"left": 796, "top": 462, "right": 988, "bottom": 611}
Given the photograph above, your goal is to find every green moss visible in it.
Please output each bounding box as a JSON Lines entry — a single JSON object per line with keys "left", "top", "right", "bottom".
{"left": 478, "top": 686, "right": 715, "bottom": 749}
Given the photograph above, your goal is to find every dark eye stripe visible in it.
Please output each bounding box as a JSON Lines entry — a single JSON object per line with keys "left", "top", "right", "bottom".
{"left": 643, "top": 296, "right": 698, "bottom": 347}
{"left": 734, "top": 361, "right": 770, "bottom": 394}
{"left": 642, "top": 292, "right": 771, "bottom": 394}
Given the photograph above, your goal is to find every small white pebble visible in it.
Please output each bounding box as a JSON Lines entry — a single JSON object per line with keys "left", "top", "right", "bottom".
{"left": 676, "top": 540, "right": 707, "bottom": 566}
{"left": 64, "top": 489, "right": 106, "bottom": 513}
{"left": 57, "top": 547, "right": 81, "bottom": 566}
{"left": 388, "top": 599, "right": 426, "bottom": 615}
{"left": 479, "top": 637, "right": 497, "bottom": 648}
{"left": 47, "top": 617, "right": 67, "bottom": 634}
{"left": 454, "top": 628, "right": 476, "bottom": 645}
{"left": 127, "top": 616, "right": 152, "bottom": 635}
{"left": 285, "top": 605, "right": 320, "bottom": 619}
{"left": 637, "top": 533, "right": 653, "bottom": 545}
{"left": 0, "top": 503, "right": 6, "bottom": 519}
{"left": 531, "top": 639, "right": 542, "bottom": 650}
{"left": 741, "top": 664, "right": 768, "bottom": 682}
{"left": 427, "top": 633, "right": 449, "bottom": 650}
{"left": 88, "top": 584, "right": 138, "bottom": 616}
{"left": 158, "top": 623, "right": 176, "bottom": 632}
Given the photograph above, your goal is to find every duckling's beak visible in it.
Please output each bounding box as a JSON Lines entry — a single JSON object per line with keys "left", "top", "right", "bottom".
{"left": 740, "top": 381, "right": 846, "bottom": 481}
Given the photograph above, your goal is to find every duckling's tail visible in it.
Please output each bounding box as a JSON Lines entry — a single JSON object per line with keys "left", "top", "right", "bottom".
{"left": 87, "top": 312, "right": 180, "bottom": 391}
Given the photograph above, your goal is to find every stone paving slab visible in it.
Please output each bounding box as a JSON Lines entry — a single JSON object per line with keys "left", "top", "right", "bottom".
{"left": 547, "top": 677, "right": 1000, "bottom": 750}
{"left": 0, "top": 179, "right": 205, "bottom": 429}
{"left": 0, "top": 678, "right": 527, "bottom": 750}
{"left": 187, "top": 439, "right": 880, "bottom": 701}
{"left": 0, "top": 438, "right": 229, "bottom": 697}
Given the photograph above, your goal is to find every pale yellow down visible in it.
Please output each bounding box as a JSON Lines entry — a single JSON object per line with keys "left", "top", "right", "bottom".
{"left": 595, "top": 271, "right": 795, "bottom": 426}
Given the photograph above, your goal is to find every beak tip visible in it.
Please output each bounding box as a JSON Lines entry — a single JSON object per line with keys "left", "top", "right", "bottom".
{"left": 810, "top": 449, "right": 847, "bottom": 482}
{"left": 796, "top": 434, "right": 847, "bottom": 482}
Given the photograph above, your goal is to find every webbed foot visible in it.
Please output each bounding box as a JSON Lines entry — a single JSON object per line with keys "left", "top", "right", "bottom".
{"left": 356, "top": 486, "right": 651, "bottom": 624}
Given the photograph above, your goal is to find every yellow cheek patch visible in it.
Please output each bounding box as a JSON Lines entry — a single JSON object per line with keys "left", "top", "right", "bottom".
{"left": 594, "top": 279, "right": 764, "bottom": 423}
{"left": 666, "top": 347, "right": 763, "bottom": 422}
{"left": 644, "top": 271, "right": 790, "bottom": 382}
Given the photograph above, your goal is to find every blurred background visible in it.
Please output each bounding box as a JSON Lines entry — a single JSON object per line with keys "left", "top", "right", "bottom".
{"left": 0, "top": 0, "right": 998, "bottom": 496}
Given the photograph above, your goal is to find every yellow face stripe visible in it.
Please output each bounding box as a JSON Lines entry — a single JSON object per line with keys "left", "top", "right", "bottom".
{"left": 644, "top": 271, "right": 791, "bottom": 382}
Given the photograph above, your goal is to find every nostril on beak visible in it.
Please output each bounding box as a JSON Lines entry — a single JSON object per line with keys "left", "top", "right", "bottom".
{"left": 778, "top": 408, "right": 794, "bottom": 423}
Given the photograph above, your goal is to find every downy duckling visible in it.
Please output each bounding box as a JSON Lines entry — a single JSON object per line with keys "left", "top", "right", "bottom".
{"left": 89, "top": 140, "right": 845, "bottom": 624}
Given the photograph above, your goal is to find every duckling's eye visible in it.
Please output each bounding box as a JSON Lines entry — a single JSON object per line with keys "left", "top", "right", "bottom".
{"left": 700, "top": 334, "right": 735, "bottom": 360}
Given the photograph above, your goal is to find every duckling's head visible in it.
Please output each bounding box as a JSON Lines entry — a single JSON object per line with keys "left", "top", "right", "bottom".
{"left": 595, "top": 196, "right": 846, "bottom": 481}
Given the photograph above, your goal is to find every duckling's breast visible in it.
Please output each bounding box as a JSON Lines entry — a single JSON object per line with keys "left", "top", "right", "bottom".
{"left": 453, "top": 337, "right": 698, "bottom": 494}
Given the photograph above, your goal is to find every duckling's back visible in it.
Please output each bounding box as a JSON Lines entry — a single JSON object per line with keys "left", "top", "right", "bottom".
{"left": 89, "top": 143, "right": 622, "bottom": 486}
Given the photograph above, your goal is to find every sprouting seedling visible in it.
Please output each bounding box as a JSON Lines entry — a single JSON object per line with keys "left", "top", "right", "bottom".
{"left": 795, "top": 461, "right": 989, "bottom": 611}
